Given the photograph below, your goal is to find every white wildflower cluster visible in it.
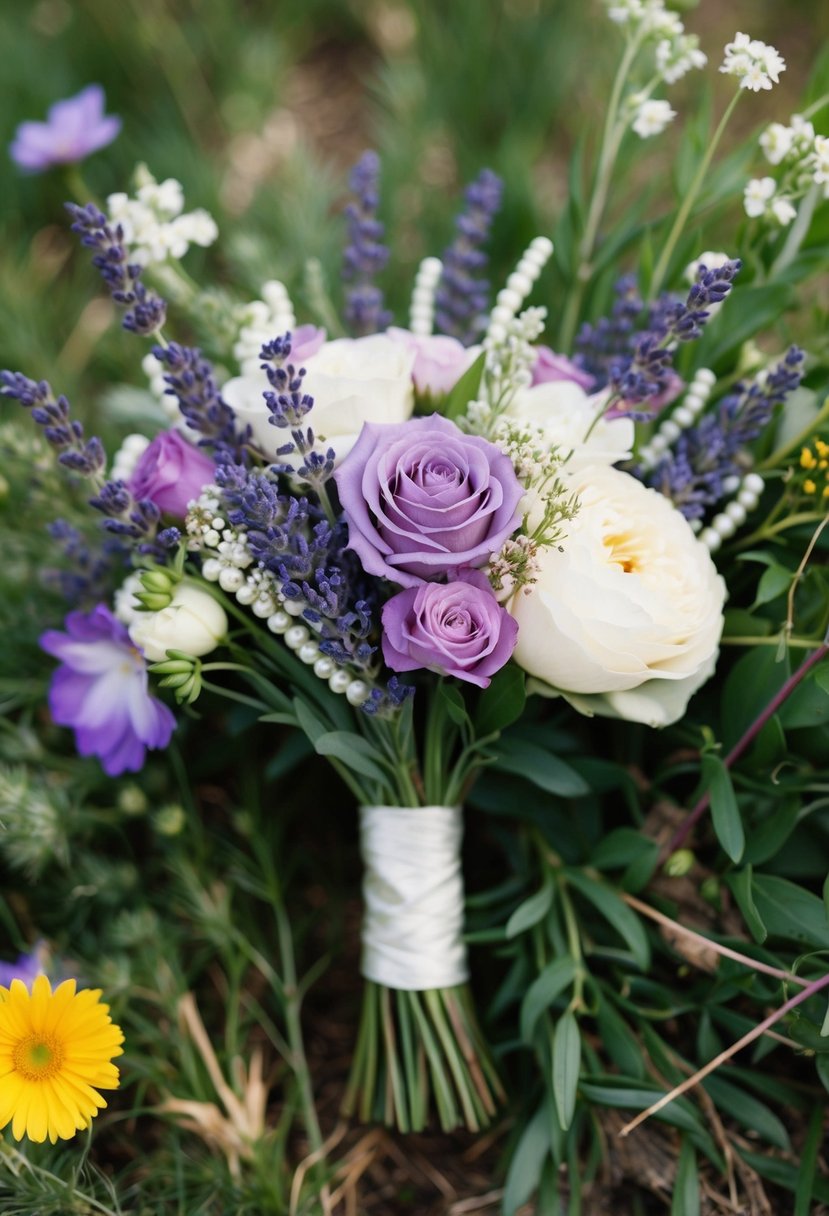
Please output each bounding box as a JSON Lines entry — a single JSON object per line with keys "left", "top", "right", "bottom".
{"left": 488, "top": 534, "right": 540, "bottom": 600}
{"left": 107, "top": 166, "right": 218, "bottom": 268}
{"left": 605, "top": 0, "right": 705, "bottom": 86}
{"left": 110, "top": 432, "right": 150, "bottom": 483}
{"left": 184, "top": 490, "right": 374, "bottom": 705}
{"left": 475, "top": 304, "right": 548, "bottom": 437}
{"left": 233, "top": 281, "right": 296, "bottom": 376}
{"left": 629, "top": 94, "right": 676, "bottom": 139}
{"left": 760, "top": 114, "right": 815, "bottom": 168}
{"left": 720, "top": 32, "right": 785, "bottom": 93}
{"left": 743, "top": 177, "right": 797, "bottom": 227}
{"left": 814, "top": 135, "right": 829, "bottom": 198}
{"left": 745, "top": 112, "right": 829, "bottom": 227}
{"left": 655, "top": 33, "right": 707, "bottom": 85}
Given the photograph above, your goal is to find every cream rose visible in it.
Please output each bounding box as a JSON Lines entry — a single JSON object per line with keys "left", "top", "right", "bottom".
{"left": 510, "top": 464, "right": 725, "bottom": 727}
{"left": 506, "top": 380, "right": 634, "bottom": 470}
{"left": 129, "top": 582, "right": 227, "bottom": 662}
{"left": 222, "top": 333, "right": 415, "bottom": 463}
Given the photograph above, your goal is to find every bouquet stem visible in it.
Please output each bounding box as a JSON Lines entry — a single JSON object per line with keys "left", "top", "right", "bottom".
{"left": 342, "top": 981, "right": 504, "bottom": 1133}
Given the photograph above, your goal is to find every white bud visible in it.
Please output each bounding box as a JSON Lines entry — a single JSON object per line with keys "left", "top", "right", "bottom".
{"left": 218, "top": 567, "right": 245, "bottom": 594}
{"left": 129, "top": 582, "right": 227, "bottom": 662}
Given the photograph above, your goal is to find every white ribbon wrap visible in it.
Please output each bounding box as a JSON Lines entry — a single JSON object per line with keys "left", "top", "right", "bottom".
{"left": 359, "top": 805, "right": 469, "bottom": 991}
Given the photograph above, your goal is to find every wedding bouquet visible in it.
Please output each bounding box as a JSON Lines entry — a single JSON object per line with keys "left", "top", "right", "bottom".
{"left": 4, "top": 2, "right": 829, "bottom": 1201}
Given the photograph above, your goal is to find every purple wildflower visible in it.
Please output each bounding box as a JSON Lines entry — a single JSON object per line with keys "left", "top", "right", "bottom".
{"left": 435, "top": 169, "right": 503, "bottom": 347}
{"left": 9, "top": 85, "right": 121, "bottom": 174}
{"left": 40, "top": 604, "right": 175, "bottom": 776}
{"left": 342, "top": 152, "right": 392, "bottom": 337}
{"left": 0, "top": 946, "right": 46, "bottom": 989}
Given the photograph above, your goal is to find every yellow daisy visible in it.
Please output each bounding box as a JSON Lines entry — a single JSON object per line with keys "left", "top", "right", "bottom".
{"left": 0, "top": 974, "right": 124, "bottom": 1143}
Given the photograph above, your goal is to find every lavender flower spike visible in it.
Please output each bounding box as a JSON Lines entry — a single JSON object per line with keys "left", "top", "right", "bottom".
{"left": 66, "top": 203, "right": 166, "bottom": 337}
{"left": 40, "top": 604, "right": 175, "bottom": 776}
{"left": 10, "top": 85, "right": 121, "bottom": 173}
{"left": 342, "top": 151, "right": 392, "bottom": 337}
{"left": 435, "top": 169, "right": 503, "bottom": 347}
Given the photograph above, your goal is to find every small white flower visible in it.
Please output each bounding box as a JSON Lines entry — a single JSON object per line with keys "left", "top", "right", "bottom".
{"left": 721, "top": 32, "right": 785, "bottom": 91}
{"left": 606, "top": 0, "right": 643, "bottom": 23}
{"left": 632, "top": 98, "right": 677, "bottom": 139}
{"left": 106, "top": 169, "right": 218, "bottom": 268}
{"left": 760, "top": 122, "right": 795, "bottom": 165}
{"left": 771, "top": 197, "right": 797, "bottom": 226}
{"left": 743, "top": 176, "right": 776, "bottom": 218}
{"left": 684, "top": 251, "right": 732, "bottom": 284}
{"left": 813, "top": 134, "right": 829, "bottom": 196}
{"left": 790, "top": 114, "right": 816, "bottom": 145}
{"left": 656, "top": 34, "right": 707, "bottom": 84}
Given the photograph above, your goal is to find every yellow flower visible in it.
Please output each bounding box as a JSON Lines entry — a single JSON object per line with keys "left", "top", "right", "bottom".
{"left": 801, "top": 446, "right": 817, "bottom": 469}
{"left": 804, "top": 478, "right": 817, "bottom": 495}
{"left": 0, "top": 975, "right": 124, "bottom": 1143}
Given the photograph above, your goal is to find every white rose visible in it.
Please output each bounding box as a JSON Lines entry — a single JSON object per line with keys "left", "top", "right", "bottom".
{"left": 129, "top": 582, "right": 227, "bottom": 663}
{"left": 510, "top": 464, "right": 725, "bottom": 727}
{"left": 223, "top": 334, "right": 416, "bottom": 463}
{"left": 506, "top": 381, "right": 634, "bottom": 470}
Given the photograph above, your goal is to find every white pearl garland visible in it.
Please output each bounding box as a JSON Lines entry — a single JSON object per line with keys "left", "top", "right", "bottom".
{"left": 637, "top": 367, "right": 716, "bottom": 471}
{"left": 409, "top": 257, "right": 443, "bottom": 337}
{"left": 699, "top": 471, "right": 764, "bottom": 552}
{"left": 485, "top": 236, "right": 554, "bottom": 344}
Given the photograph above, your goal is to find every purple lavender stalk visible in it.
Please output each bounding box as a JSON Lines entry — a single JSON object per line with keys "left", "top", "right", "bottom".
{"left": 342, "top": 152, "right": 392, "bottom": 337}
{"left": 10, "top": 85, "right": 121, "bottom": 173}
{"left": 435, "top": 169, "right": 503, "bottom": 347}
{"left": 40, "top": 605, "right": 175, "bottom": 775}
{"left": 66, "top": 203, "right": 166, "bottom": 336}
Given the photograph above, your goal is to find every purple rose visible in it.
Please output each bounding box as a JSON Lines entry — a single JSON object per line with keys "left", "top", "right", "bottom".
{"left": 531, "top": 345, "right": 595, "bottom": 391}
{"left": 334, "top": 414, "right": 524, "bottom": 587}
{"left": 290, "top": 324, "right": 326, "bottom": 362}
{"left": 382, "top": 569, "right": 518, "bottom": 688}
{"left": 606, "top": 369, "right": 684, "bottom": 419}
{"left": 10, "top": 85, "right": 121, "bottom": 174}
{"left": 387, "top": 327, "right": 481, "bottom": 396}
{"left": 129, "top": 429, "right": 216, "bottom": 518}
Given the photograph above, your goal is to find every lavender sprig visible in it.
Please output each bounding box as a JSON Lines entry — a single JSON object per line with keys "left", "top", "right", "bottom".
{"left": 65, "top": 202, "right": 166, "bottom": 336}
{"left": 151, "top": 342, "right": 246, "bottom": 466}
{"left": 647, "top": 347, "right": 805, "bottom": 520}
{"left": 259, "top": 333, "right": 336, "bottom": 497}
{"left": 45, "top": 521, "right": 127, "bottom": 606}
{"left": 0, "top": 373, "right": 105, "bottom": 479}
{"left": 435, "top": 168, "right": 503, "bottom": 346}
{"left": 342, "top": 151, "right": 392, "bottom": 337}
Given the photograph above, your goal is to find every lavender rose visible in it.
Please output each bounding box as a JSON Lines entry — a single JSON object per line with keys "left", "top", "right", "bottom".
{"left": 387, "top": 327, "right": 481, "bottom": 397}
{"left": 334, "top": 414, "right": 524, "bottom": 587}
{"left": 129, "top": 429, "right": 216, "bottom": 518}
{"left": 382, "top": 570, "right": 518, "bottom": 688}
{"left": 531, "top": 345, "right": 595, "bottom": 390}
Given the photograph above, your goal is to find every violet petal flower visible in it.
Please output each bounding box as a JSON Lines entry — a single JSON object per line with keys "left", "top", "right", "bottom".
{"left": 129, "top": 429, "right": 217, "bottom": 519}
{"left": 0, "top": 946, "right": 46, "bottom": 989}
{"left": 531, "top": 345, "right": 595, "bottom": 391}
{"left": 40, "top": 604, "right": 175, "bottom": 776}
{"left": 382, "top": 569, "right": 518, "bottom": 688}
{"left": 10, "top": 85, "right": 121, "bottom": 173}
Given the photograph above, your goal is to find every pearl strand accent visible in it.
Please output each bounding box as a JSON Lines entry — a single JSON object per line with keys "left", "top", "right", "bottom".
{"left": 485, "top": 236, "right": 554, "bottom": 345}
{"left": 188, "top": 490, "right": 372, "bottom": 706}
{"left": 637, "top": 367, "right": 716, "bottom": 471}
{"left": 409, "top": 256, "right": 443, "bottom": 337}
{"left": 698, "top": 472, "right": 764, "bottom": 552}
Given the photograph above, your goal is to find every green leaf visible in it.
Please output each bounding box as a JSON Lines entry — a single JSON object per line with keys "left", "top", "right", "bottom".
{"left": 493, "top": 737, "right": 589, "bottom": 798}
{"left": 701, "top": 753, "right": 744, "bottom": 863}
{"left": 725, "top": 866, "right": 767, "bottom": 943}
{"left": 672, "top": 1139, "right": 699, "bottom": 1216}
{"left": 442, "top": 349, "right": 486, "bottom": 421}
{"left": 720, "top": 642, "right": 791, "bottom": 751}
{"left": 438, "top": 681, "right": 470, "bottom": 727}
{"left": 780, "top": 668, "right": 829, "bottom": 729}
{"left": 823, "top": 872, "right": 829, "bottom": 924}
{"left": 474, "top": 663, "right": 526, "bottom": 735}
{"left": 795, "top": 1104, "right": 825, "bottom": 1216}
{"left": 502, "top": 1104, "right": 549, "bottom": 1216}
{"left": 565, "top": 871, "right": 650, "bottom": 969}
{"left": 292, "top": 696, "right": 328, "bottom": 745}
{"left": 752, "top": 874, "right": 829, "bottom": 949}
{"left": 313, "top": 732, "right": 389, "bottom": 784}
{"left": 694, "top": 284, "right": 794, "bottom": 370}
{"left": 592, "top": 827, "right": 657, "bottom": 872}
{"left": 506, "top": 878, "right": 553, "bottom": 938}
{"left": 520, "top": 957, "right": 577, "bottom": 1042}
{"left": 579, "top": 1079, "right": 702, "bottom": 1135}
{"left": 752, "top": 564, "right": 792, "bottom": 608}
{"left": 552, "top": 1011, "right": 581, "bottom": 1131}
{"left": 703, "top": 1075, "right": 790, "bottom": 1150}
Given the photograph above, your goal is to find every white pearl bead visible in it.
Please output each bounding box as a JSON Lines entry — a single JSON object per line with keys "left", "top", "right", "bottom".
{"left": 283, "top": 599, "right": 304, "bottom": 616}
{"left": 203, "top": 529, "right": 221, "bottom": 548}
{"left": 235, "top": 583, "right": 256, "bottom": 605}
{"left": 313, "top": 656, "right": 335, "bottom": 679}
{"left": 691, "top": 518, "right": 702, "bottom": 533}
{"left": 299, "top": 641, "right": 320, "bottom": 664}
{"left": 285, "top": 625, "right": 309, "bottom": 650}
{"left": 637, "top": 446, "right": 655, "bottom": 468}
{"left": 722, "top": 475, "right": 741, "bottom": 495}
{"left": 252, "top": 596, "right": 275, "bottom": 618}
{"left": 713, "top": 514, "right": 736, "bottom": 538}
{"left": 683, "top": 394, "right": 705, "bottom": 414}
{"left": 725, "top": 501, "right": 747, "bottom": 526}
{"left": 699, "top": 528, "right": 721, "bottom": 551}
{"left": 649, "top": 434, "right": 669, "bottom": 454}
{"left": 696, "top": 368, "right": 716, "bottom": 386}
{"left": 267, "top": 611, "right": 290, "bottom": 634}
{"left": 219, "top": 567, "right": 244, "bottom": 593}
{"left": 487, "top": 323, "right": 507, "bottom": 344}
{"left": 660, "top": 421, "right": 681, "bottom": 442}
{"left": 329, "top": 669, "right": 351, "bottom": 694}
{"left": 530, "top": 236, "right": 554, "bottom": 257}
{"left": 211, "top": 517, "right": 225, "bottom": 531}
{"left": 346, "top": 680, "right": 370, "bottom": 706}
{"left": 737, "top": 489, "right": 758, "bottom": 510}
{"left": 506, "top": 272, "right": 533, "bottom": 296}
{"left": 672, "top": 406, "right": 694, "bottom": 428}
{"left": 743, "top": 473, "right": 764, "bottom": 496}
{"left": 201, "top": 558, "right": 221, "bottom": 582}
{"left": 490, "top": 305, "right": 513, "bottom": 325}
{"left": 496, "top": 289, "right": 522, "bottom": 312}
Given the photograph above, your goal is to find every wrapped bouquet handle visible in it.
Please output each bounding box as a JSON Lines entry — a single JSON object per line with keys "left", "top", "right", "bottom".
{"left": 343, "top": 804, "right": 504, "bottom": 1133}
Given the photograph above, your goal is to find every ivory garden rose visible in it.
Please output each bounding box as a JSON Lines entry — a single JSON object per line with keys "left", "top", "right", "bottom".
{"left": 334, "top": 414, "right": 524, "bottom": 587}
{"left": 223, "top": 332, "right": 415, "bottom": 463}
{"left": 505, "top": 380, "right": 635, "bottom": 470}
{"left": 510, "top": 463, "right": 726, "bottom": 727}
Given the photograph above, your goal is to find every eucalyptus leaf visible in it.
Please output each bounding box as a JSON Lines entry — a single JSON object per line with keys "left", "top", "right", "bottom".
{"left": 565, "top": 871, "right": 650, "bottom": 969}
{"left": 725, "top": 866, "right": 767, "bottom": 943}
{"left": 520, "top": 957, "right": 577, "bottom": 1042}
{"left": 493, "top": 737, "right": 589, "bottom": 798}
{"left": 502, "top": 1104, "right": 550, "bottom": 1216}
{"left": 701, "top": 753, "right": 744, "bottom": 863}
{"left": 671, "top": 1139, "right": 699, "bottom": 1216}
{"left": 506, "top": 880, "right": 554, "bottom": 938}
{"left": 552, "top": 1011, "right": 581, "bottom": 1130}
